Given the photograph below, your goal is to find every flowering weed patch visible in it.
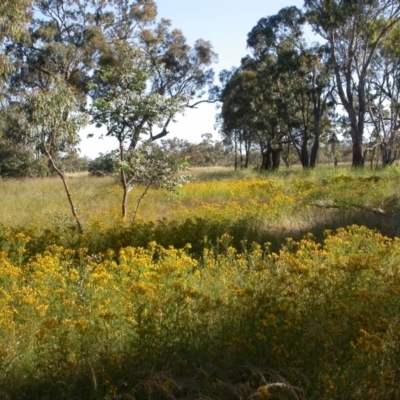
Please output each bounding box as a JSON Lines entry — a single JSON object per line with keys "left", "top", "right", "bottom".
{"left": 0, "top": 227, "right": 400, "bottom": 398}
{"left": 1, "top": 167, "right": 400, "bottom": 398}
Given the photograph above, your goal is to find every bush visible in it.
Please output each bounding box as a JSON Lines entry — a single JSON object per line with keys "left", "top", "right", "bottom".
{"left": 88, "top": 151, "right": 117, "bottom": 177}
{"left": 0, "top": 143, "right": 49, "bottom": 178}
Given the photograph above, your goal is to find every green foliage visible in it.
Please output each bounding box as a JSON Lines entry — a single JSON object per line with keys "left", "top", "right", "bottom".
{"left": 0, "top": 143, "right": 49, "bottom": 178}
{"left": 56, "top": 152, "right": 89, "bottom": 174}
{"left": 0, "top": 0, "right": 31, "bottom": 84}
{"left": 88, "top": 42, "right": 190, "bottom": 219}
{"left": 157, "top": 136, "right": 232, "bottom": 167}
{"left": 122, "top": 143, "right": 190, "bottom": 190}
{"left": 218, "top": 6, "right": 335, "bottom": 171}
{"left": 89, "top": 42, "right": 186, "bottom": 149}
{"left": 88, "top": 151, "right": 118, "bottom": 177}
{"left": 26, "top": 77, "right": 87, "bottom": 154}
{"left": 0, "top": 0, "right": 31, "bottom": 42}
{"left": 1, "top": 0, "right": 216, "bottom": 182}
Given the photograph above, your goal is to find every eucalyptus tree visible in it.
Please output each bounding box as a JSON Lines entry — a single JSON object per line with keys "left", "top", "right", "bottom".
{"left": 365, "top": 26, "right": 400, "bottom": 166}
{"left": 219, "top": 68, "right": 258, "bottom": 169}
{"left": 88, "top": 42, "right": 186, "bottom": 219}
{"left": 5, "top": 1, "right": 154, "bottom": 135}
{"left": 273, "top": 44, "right": 334, "bottom": 168}
{"left": 0, "top": 0, "right": 31, "bottom": 40}
{"left": 305, "top": 0, "right": 400, "bottom": 166}
{"left": 6, "top": 0, "right": 217, "bottom": 150}
{"left": 247, "top": 6, "right": 334, "bottom": 168}
{"left": 218, "top": 55, "right": 288, "bottom": 171}
{"left": 25, "top": 76, "right": 88, "bottom": 232}
{"left": 6, "top": 0, "right": 157, "bottom": 89}
{"left": 136, "top": 18, "right": 217, "bottom": 148}
{"left": 3, "top": 0, "right": 159, "bottom": 176}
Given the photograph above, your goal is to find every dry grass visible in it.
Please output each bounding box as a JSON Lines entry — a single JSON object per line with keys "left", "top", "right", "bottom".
{"left": 0, "top": 168, "right": 259, "bottom": 226}
{"left": 2, "top": 165, "right": 400, "bottom": 242}
{"left": 0, "top": 175, "right": 116, "bottom": 225}
{"left": 0, "top": 174, "right": 195, "bottom": 226}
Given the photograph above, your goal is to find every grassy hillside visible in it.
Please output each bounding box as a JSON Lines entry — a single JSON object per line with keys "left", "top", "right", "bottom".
{"left": 1, "top": 166, "right": 400, "bottom": 399}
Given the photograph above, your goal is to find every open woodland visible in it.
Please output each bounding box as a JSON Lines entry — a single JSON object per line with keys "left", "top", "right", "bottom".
{"left": 3, "top": 0, "right": 400, "bottom": 398}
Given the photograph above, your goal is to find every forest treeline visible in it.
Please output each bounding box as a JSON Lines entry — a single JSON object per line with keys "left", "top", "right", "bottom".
{"left": 219, "top": 1, "right": 400, "bottom": 170}
{"left": 1, "top": 0, "right": 400, "bottom": 179}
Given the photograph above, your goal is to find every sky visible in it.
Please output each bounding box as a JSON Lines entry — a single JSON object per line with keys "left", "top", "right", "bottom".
{"left": 79, "top": 0, "right": 306, "bottom": 159}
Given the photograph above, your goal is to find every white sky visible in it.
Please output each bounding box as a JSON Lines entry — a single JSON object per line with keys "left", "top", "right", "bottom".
{"left": 79, "top": 0, "right": 305, "bottom": 158}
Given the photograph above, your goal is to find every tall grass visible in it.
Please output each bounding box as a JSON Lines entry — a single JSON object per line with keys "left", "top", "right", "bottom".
{"left": 2, "top": 166, "right": 400, "bottom": 235}
{"left": 1, "top": 166, "right": 400, "bottom": 398}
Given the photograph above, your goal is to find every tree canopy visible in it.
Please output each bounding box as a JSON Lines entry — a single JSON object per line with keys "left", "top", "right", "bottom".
{"left": 3, "top": 0, "right": 400, "bottom": 178}
{"left": 217, "top": 0, "right": 400, "bottom": 169}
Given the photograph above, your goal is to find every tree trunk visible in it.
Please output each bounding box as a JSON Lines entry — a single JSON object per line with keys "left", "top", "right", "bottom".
{"left": 260, "top": 150, "right": 268, "bottom": 170}
{"left": 244, "top": 152, "right": 249, "bottom": 168}
{"left": 271, "top": 148, "right": 281, "bottom": 170}
{"left": 260, "top": 150, "right": 268, "bottom": 171}
{"left": 352, "top": 126, "right": 364, "bottom": 166}
{"left": 43, "top": 147, "right": 83, "bottom": 234}
{"left": 300, "top": 137, "right": 309, "bottom": 169}
{"left": 262, "top": 144, "right": 272, "bottom": 170}
{"left": 244, "top": 136, "right": 251, "bottom": 168}
{"left": 260, "top": 144, "right": 280, "bottom": 171}
{"left": 331, "top": 42, "right": 366, "bottom": 167}
{"left": 381, "top": 142, "right": 396, "bottom": 167}
{"left": 282, "top": 142, "right": 291, "bottom": 168}
{"left": 310, "top": 113, "right": 321, "bottom": 168}
{"left": 310, "top": 139, "right": 319, "bottom": 168}
{"left": 239, "top": 139, "right": 243, "bottom": 169}
{"left": 120, "top": 141, "right": 128, "bottom": 219}
{"left": 370, "top": 146, "right": 376, "bottom": 169}
{"left": 234, "top": 135, "right": 238, "bottom": 171}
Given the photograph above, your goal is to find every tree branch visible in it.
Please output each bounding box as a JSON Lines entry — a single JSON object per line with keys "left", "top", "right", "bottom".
{"left": 187, "top": 98, "right": 219, "bottom": 108}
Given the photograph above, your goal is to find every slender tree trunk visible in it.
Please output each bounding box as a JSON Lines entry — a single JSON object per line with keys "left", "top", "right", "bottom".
{"left": 244, "top": 137, "right": 251, "bottom": 168}
{"left": 310, "top": 114, "right": 321, "bottom": 168}
{"left": 234, "top": 135, "right": 238, "bottom": 171}
{"left": 132, "top": 181, "right": 152, "bottom": 223}
{"left": 370, "top": 146, "right": 375, "bottom": 169}
{"left": 239, "top": 139, "right": 243, "bottom": 169}
{"left": 43, "top": 147, "right": 83, "bottom": 234}
{"left": 282, "top": 142, "right": 291, "bottom": 168}
{"left": 121, "top": 177, "right": 128, "bottom": 219}
{"left": 257, "top": 134, "right": 268, "bottom": 171}
{"left": 120, "top": 140, "right": 128, "bottom": 219}
{"left": 310, "top": 139, "right": 319, "bottom": 168}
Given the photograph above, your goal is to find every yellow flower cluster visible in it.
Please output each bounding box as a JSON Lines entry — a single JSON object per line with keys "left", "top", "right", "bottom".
{"left": 0, "top": 225, "right": 399, "bottom": 398}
